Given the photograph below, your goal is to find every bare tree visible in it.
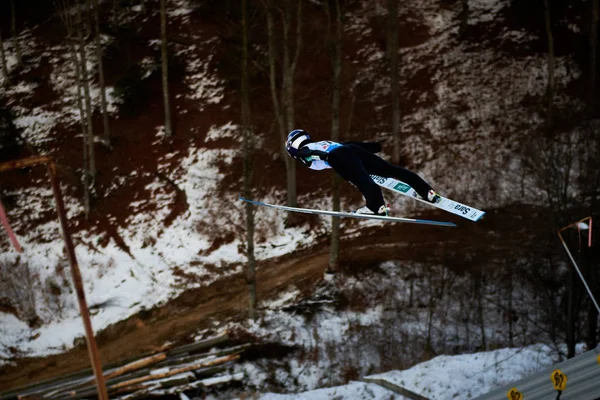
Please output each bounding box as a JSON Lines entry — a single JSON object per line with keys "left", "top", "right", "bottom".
{"left": 475, "top": 269, "right": 487, "bottom": 350}
{"left": 75, "top": 0, "right": 96, "bottom": 196}
{"left": 0, "top": 31, "right": 9, "bottom": 86}
{"left": 388, "top": 0, "right": 401, "bottom": 164}
{"left": 543, "top": 0, "right": 555, "bottom": 130}
{"left": 160, "top": 0, "right": 173, "bottom": 136}
{"left": 91, "top": 0, "right": 111, "bottom": 145}
{"left": 589, "top": 0, "right": 598, "bottom": 108}
{"left": 506, "top": 262, "right": 515, "bottom": 347}
{"left": 325, "top": 0, "right": 342, "bottom": 272}
{"left": 565, "top": 241, "right": 587, "bottom": 358}
{"left": 458, "top": 0, "right": 469, "bottom": 38}
{"left": 581, "top": 246, "right": 598, "bottom": 351}
{"left": 424, "top": 264, "right": 452, "bottom": 351}
{"left": 265, "top": 0, "right": 303, "bottom": 207}
{"left": 84, "top": 0, "right": 92, "bottom": 37}
{"left": 10, "top": 0, "right": 22, "bottom": 69}
{"left": 242, "top": 0, "right": 257, "bottom": 320}
{"left": 0, "top": 258, "right": 40, "bottom": 326}
{"left": 56, "top": 0, "right": 93, "bottom": 217}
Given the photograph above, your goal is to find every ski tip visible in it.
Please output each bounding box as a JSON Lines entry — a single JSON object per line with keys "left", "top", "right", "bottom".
{"left": 240, "top": 197, "right": 263, "bottom": 207}
{"left": 475, "top": 212, "right": 486, "bottom": 222}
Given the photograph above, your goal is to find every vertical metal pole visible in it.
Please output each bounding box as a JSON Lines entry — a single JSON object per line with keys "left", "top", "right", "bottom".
{"left": 558, "top": 231, "right": 600, "bottom": 315}
{"left": 0, "top": 199, "right": 23, "bottom": 252}
{"left": 47, "top": 162, "right": 109, "bottom": 400}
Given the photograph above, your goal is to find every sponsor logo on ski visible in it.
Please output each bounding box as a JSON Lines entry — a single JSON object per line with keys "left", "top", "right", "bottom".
{"left": 371, "top": 175, "right": 386, "bottom": 184}
{"left": 393, "top": 182, "right": 411, "bottom": 193}
{"left": 455, "top": 204, "right": 470, "bottom": 215}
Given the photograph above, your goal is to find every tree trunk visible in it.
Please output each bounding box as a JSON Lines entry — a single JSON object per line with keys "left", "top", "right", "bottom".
{"left": 92, "top": 0, "right": 111, "bottom": 146}
{"left": 284, "top": 0, "right": 302, "bottom": 133}
{"left": 282, "top": 0, "right": 302, "bottom": 207}
{"left": 57, "top": 0, "right": 92, "bottom": 217}
{"left": 266, "top": 3, "right": 286, "bottom": 164}
{"left": 583, "top": 246, "right": 598, "bottom": 350}
{"left": 567, "top": 265, "right": 575, "bottom": 358}
{"left": 590, "top": 0, "right": 599, "bottom": 108}
{"left": 266, "top": 1, "right": 285, "bottom": 159}
{"left": 85, "top": 0, "right": 92, "bottom": 37}
{"left": 476, "top": 270, "right": 487, "bottom": 350}
{"left": 327, "top": 0, "right": 342, "bottom": 272}
{"left": 76, "top": 0, "right": 96, "bottom": 199}
{"left": 507, "top": 263, "right": 514, "bottom": 348}
{"left": 463, "top": 295, "right": 471, "bottom": 349}
{"left": 265, "top": 0, "right": 293, "bottom": 206}
{"left": 242, "top": 0, "right": 257, "bottom": 321}
{"left": 265, "top": 0, "right": 302, "bottom": 208}
{"left": 10, "top": 0, "right": 22, "bottom": 68}
{"left": 160, "top": 0, "right": 173, "bottom": 136}
{"left": 425, "top": 269, "right": 436, "bottom": 351}
{"left": 586, "top": 272, "right": 598, "bottom": 350}
{"left": 388, "top": 0, "right": 401, "bottom": 164}
{"left": 69, "top": 39, "right": 91, "bottom": 218}
{"left": 459, "top": 0, "right": 469, "bottom": 38}
{"left": 0, "top": 31, "right": 9, "bottom": 85}
{"left": 544, "top": 0, "right": 555, "bottom": 130}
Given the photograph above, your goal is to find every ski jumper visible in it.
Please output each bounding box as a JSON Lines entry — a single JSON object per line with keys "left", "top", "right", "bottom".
{"left": 296, "top": 141, "right": 433, "bottom": 213}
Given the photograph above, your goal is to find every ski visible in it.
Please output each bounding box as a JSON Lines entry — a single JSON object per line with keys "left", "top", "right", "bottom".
{"left": 239, "top": 197, "right": 457, "bottom": 227}
{"left": 370, "top": 175, "right": 485, "bottom": 222}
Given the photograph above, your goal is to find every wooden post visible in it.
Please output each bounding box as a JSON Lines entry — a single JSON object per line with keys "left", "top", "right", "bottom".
{"left": 47, "top": 161, "right": 108, "bottom": 400}
{"left": 0, "top": 155, "right": 108, "bottom": 400}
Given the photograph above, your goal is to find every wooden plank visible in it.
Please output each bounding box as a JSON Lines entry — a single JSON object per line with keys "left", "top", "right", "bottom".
{"left": 107, "top": 354, "right": 240, "bottom": 392}
{"left": 102, "top": 352, "right": 167, "bottom": 381}
{"left": 0, "top": 334, "right": 229, "bottom": 399}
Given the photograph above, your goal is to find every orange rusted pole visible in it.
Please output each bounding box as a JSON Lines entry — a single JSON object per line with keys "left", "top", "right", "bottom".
{"left": 0, "top": 155, "right": 108, "bottom": 400}
{"left": 0, "top": 155, "right": 52, "bottom": 172}
{"left": 0, "top": 198, "right": 23, "bottom": 252}
{"left": 558, "top": 216, "right": 592, "bottom": 248}
{"left": 46, "top": 161, "right": 108, "bottom": 400}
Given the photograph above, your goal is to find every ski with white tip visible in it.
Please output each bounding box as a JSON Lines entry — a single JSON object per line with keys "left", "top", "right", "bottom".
{"left": 240, "top": 197, "right": 457, "bottom": 227}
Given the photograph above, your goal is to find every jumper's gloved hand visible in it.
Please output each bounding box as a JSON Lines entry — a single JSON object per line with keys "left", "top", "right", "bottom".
{"left": 298, "top": 156, "right": 312, "bottom": 166}
{"left": 296, "top": 147, "right": 329, "bottom": 166}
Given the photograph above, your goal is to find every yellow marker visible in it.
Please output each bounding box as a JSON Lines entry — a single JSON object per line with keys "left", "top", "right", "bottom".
{"left": 551, "top": 369, "right": 568, "bottom": 391}
{"left": 507, "top": 387, "right": 523, "bottom": 400}
{"left": 597, "top": 354, "right": 600, "bottom": 365}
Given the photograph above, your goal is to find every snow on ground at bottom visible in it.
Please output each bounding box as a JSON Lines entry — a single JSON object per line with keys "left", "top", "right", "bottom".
{"left": 257, "top": 381, "right": 408, "bottom": 400}
{"left": 255, "top": 344, "right": 577, "bottom": 400}
{"left": 365, "top": 344, "right": 570, "bottom": 400}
